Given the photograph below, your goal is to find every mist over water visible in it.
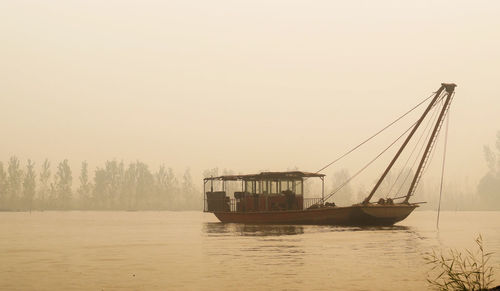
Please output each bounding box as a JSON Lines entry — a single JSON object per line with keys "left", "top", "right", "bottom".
{"left": 0, "top": 211, "right": 499, "bottom": 290}
{"left": 2, "top": 1, "right": 500, "bottom": 187}
{"left": 2, "top": 136, "right": 499, "bottom": 211}
{"left": 1, "top": 1, "right": 500, "bottom": 290}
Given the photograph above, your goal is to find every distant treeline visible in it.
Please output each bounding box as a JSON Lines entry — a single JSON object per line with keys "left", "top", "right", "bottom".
{"left": 1, "top": 132, "right": 499, "bottom": 212}
{"left": 331, "top": 131, "right": 500, "bottom": 210}
{"left": 0, "top": 158, "right": 201, "bottom": 211}
{"left": 477, "top": 131, "right": 500, "bottom": 210}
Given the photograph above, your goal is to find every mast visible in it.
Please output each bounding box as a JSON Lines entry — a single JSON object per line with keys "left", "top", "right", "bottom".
{"left": 403, "top": 83, "right": 456, "bottom": 203}
{"left": 362, "top": 83, "right": 449, "bottom": 204}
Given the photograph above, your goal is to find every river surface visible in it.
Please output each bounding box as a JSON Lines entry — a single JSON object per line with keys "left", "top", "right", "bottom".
{"left": 0, "top": 211, "right": 499, "bottom": 290}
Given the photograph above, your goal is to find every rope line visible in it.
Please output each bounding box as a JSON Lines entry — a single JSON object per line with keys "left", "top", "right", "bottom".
{"left": 385, "top": 99, "right": 443, "bottom": 198}
{"left": 314, "top": 92, "right": 435, "bottom": 174}
{"left": 407, "top": 92, "right": 455, "bottom": 199}
{"left": 322, "top": 120, "right": 417, "bottom": 202}
{"left": 437, "top": 112, "right": 449, "bottom": 229}
{"left": 398, "top": 91, "right": 454, "bottom": 201}
{"left": 390, "top": 97, "right": 444, "bottom": 198}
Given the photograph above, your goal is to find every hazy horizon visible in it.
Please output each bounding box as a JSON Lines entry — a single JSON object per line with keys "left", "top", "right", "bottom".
{"left": 1, "top": 3, "right": 499, "bottom": 290}
{"left": 2, "top": 0, "right": 500, "bottom": 187}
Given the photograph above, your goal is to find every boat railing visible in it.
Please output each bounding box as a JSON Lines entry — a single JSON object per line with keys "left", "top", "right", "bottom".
{"left": 204, "top": 198, "right": 236, "bottom": 212}
{"left": 303, "top": 197, "right": 324, "bottom": 209}
{"left": 204, "top": 197, "right": 325, "bottom": 212}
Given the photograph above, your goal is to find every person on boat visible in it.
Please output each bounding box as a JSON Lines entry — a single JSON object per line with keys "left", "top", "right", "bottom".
{"left": 283, "top": 190, "right": 295, "bottom": 210}
{"left": 224, "top": 196, "right": 231, "bottom": 212}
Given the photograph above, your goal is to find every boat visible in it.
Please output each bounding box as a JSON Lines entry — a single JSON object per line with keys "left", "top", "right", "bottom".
{"left": 204, "top": 83, "right": 456, "bottom": 226}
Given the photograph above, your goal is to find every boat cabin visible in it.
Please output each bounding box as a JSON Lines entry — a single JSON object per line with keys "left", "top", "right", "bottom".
{"left": 204, "top": 171, "right": 325, "bottom": 213}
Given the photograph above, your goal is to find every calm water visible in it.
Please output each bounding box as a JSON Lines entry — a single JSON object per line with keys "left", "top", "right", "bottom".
{"left": 0, "top": 211, "right": 499, "bottom": 290}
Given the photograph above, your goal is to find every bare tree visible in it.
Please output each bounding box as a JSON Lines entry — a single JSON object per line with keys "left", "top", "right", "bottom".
{"left": 0, "top": 157, "right": 204, "bottom": 211}
{"left": 77, "top": 161, "right": 92, "bottom": 209}
{"left": 483, "top": 145, "right": 496, "bottom": 174}
{"left": 330, "top": 169, "right": 353, "bottom": 206}
{"left": 155, "top": 165, "right": 170, "bottom": 209}
{"left": 54, "top": 160, "right": 72, "bottom": 209}
{"left": 23, "top": 159, "right": 36, "bottom": 211}
{"left": 182, "top": 168, "right": 200, "bottom": 210}
{"left": 7, "top": 156, "right": 23, "bottom": 210}
{"left": 38, "top": 159, "right": 51, "bottom": 210}
{"left": 0, "top": 162, "right": 7, "bottom": 209}
{"left": 478, "top": 131, "right": 500, "bottom": 209}
{"left": 122, "top": 162, "right": 138, "bottom": 210}
{"left": 135, "top": 162, "right": 154, "bottom": 209}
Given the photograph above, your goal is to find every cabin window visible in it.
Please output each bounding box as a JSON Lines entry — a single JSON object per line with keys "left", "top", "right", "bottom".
{"left": 270, "top": 181, "right": 278, "bottom": 194}
{"left": 295, "top": 180, "right": 303, "bottom": 195}
{"left": 245, "top": 180, "right": 256, "bottom": 193}
{"left": 280, "top": 180, "right": 291, "bottom": 192}
{"left": 261, "top": 180, "right": 268, "bottom": 194}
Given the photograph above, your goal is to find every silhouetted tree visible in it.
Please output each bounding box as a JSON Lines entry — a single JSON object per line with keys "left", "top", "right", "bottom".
{"left": 23, "top": 159, "right": 36, "bottom": 211}
{"left": 92, "top": 160, "right": 124, "bottom": 209}
{"left": 477, "top": 131, "right": 500, "bottom": 209}
{"left": 0, "top": 162, "right": 7, "bottom": 209}
{"left": 77, "top": 161, "right": 92, "bottom": 209}
{"left": 109, "top": 160, "right": 124, "bottom": 209}
{"left": 154, "top": 165, "right": 173, "bottom": 209}
{"left": 38, "top": 159, "right": 51, "bottom": 210}
{"left": 165, "top": 167, "right": 179, "bottom": 209}
{"left": 54, "top": 160, "right": 72, "bottom": 209}
{"left": 484, "top": 146, "right": 497, "bottom": 174}
{"left": 330, "top": 169, "right": 353, "bottom": 206}
{"left": 355, "top": 184, "right": 367, "bottom": 204}
{"left": 0, "top": 157, "right": 206, "bottom": 211}
{"left": 7, "top": 156, "right": 23, "bottom": 209}
{"left": 122, "top": 162, "right": 138, "bottom": 210}
{"left": 203, "top": 167, "right": 219, "bottom": 179}
{"left": 92, "top": 167, "right": 108, "bottom": 209}
{"left": 181, "top": 168, "right": 199, "bottom": 210}
{"left": 135, "top": 162, "right": 154, "bottom": 209}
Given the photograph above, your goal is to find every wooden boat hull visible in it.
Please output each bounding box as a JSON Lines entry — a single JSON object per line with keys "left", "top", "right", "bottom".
{"left": 213, "top": 204, "right": 418, "bottom": 226}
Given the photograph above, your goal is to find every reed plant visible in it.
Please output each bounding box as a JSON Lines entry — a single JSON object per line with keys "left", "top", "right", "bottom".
{"left": 425, "top": 234, "right": 495, "bottom": 290}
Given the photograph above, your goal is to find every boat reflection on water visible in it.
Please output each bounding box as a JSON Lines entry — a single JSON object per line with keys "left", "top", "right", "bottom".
{"left": 203, "top": 222, "right": 304, "bottom": 236}
{"left": 351, "top": 225, "right": 412, "bottom": 232}
{"left": 203, "top": 222, "right": 415, "bottom": 237}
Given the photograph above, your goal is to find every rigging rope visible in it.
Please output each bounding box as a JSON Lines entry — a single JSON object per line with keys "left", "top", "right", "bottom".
{"left": 389, "top": 97, "right": 444, "bottom": 198}
{"left": 394, "top": 91, "right": 454, "bottom": 201}
{"left": 407, "top": 92, "right": 455, "bottom": 199}
{"left": 314, "top": 92, "right": 435, "bottom": 174}
{"left": 322, "top": 119, "right": 417, "bottom": 202}
{"left": 385, "top": 99, "right": 443, "bottom": 198}
{"left": 437, "top": 112, "right": 449, "bottom": 229}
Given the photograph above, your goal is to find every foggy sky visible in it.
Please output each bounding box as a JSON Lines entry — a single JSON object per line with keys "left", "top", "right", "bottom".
{"left": 1, "top": 0, "right": 499, "bottom": 185}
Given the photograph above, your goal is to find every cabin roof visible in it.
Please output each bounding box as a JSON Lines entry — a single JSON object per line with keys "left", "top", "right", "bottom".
{"left": 204, "top": 171, "right": 325, "bottom": 181}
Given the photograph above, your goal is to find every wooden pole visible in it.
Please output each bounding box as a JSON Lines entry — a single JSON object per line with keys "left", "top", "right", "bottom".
{"left": 404, "top": 84, "right": 455, "bottom": 203}
{"left": 363, "top": 84, "right": 447, "bottom": 204}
